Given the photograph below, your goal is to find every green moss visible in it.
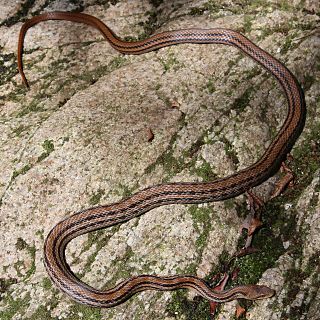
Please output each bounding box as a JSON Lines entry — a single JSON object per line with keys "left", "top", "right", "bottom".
{"left": 303, "top": 74, "right": 315, "bottom": 91}
{"left": 41, "top": 277, "right": 52, "bottom": 290}
{"left": 220, "top": 136, "right": 239, "bottom": 165}
{"left": 144, "top": 126, "right": 185, "bottom": 181}
{"left": 13, "top": 260, "right": 25, "bottom": 277}
{"left": 2, "top": 84, "right": 27, "bottom": 104}
{"left": 158, "top": 51, "right": 183, "bottom": 73}
{"left": 80, "top": 230, "right": 105, "bottom": 255}
{"left": 80, "top": 244, "right": 105, "bottom": 277}
{"left": 89, "top": 189, "right": 105, "bottom": 206}
{"left": 144, "top": 117, "right": 221, "bottom": 183}
{"left": 106, "top": 246, "right": 137, "bottom": 288}
{"left": 188, "top": 120, "right": 219, "bottom": 152}
{"left": 166, "top": 290, "right": 210, "bottom": 319}
{"left": 231, "top": 87, "right": 255, "bottom": 114}
{"left": 67, "top": 304, "right": 102, "bottom": 320}
{"left": 188, "top": 0, "right": 297, "bottom": 19}
{"left": 243, "top": 15, "right": 254, "bottom": 33}
{"left": 205, "top": 79, "right": 216, "bottom": 94}
{"left": 24, "top": 244, "right": 37, "bottom": 279}
{"left": 37, "top": 139, "right": 55, "bottom": 162}
{"left": 243, "top": 66, "right": 262, "bottom": 80}
{"left": 267, "top": 122, "right": 320, "bottom": 317}
{"left": 78, "top": 227, "right": 121, "bottom": 277}
{"left": 15, "top": 237, "right": 28, "bottom": 250}
{"left": 137, "top": 10, "right": 160, "bottom": 40}
{"left": 35, "top": 229, "right": 44, "bottom": 240}
{"left": 280, "top": 251, "right": 320, "bottom": 320}
{"left": 0, "top": 293, "right": 31, "bottom": 320}
{"left": 189, "top": 205, "right": 212, "bottom": 254}
{"left": 0, "top": 278, "right": 17, "bottom": 294}
{"left": 291, "top": 124, "right": 320, "bottom": 193}
{"left": 11, "top": 124, "right": 30, "bottom": 137}
{"left": 234, "top": 227, "right": 284, "bottom": 285}
{"left": 12, "top": 164, "right": 31, "bottom": 179}
{"left": 12, "top": 241, "right": 36, "bottom": 279}
{"left": 180, "top": 262, "right": 198, "bottom": 276}
{"left": 247, "top": 0, "right": 274, "bottom": 11}
{"left": 278, "top": 0, "right": 291, "bottom": 11}
{"left": 187, "top": 135, "right": 206, "bottom": 158}
{"left": 257, "top": 21, "right": 297, "bottom": 40}
{"left": 192, "top": 158, "right": 217, "bottom": 181}
{"left": 75, "top": 55, "right": 127, "bottom": 86}
{"left": 304, "top": 252, "right": 320, "bottom": 278}
{"left": 189, "top": 1, "right": 220, "bottom": 16}
{"left": 20, "top": 49, "right": 126, "bottom": 100}
{"left": 0, "top": 0, "right": 35, "bottom": 27}
{"left": 224, "top": 198, "right": 235, "bottom": 210}
{"left": 154, "top": 83, "right": 173, "bottom": 107}
{"left": 189, "top": 7, "right": 207, "bottom": 16}
{"left": 27, "top": 304, "right": 54, "bottom": 320}
{"left": 108, "top": 55, "right": 127, "bottom": 70}
{"left": 16, "top": 99, "right": 46, "bottom": 117}
{"left": 114, "top": 182, "right": 138, "bottom": 199}
{"left": 0, "top": 52, "right": 18, "bottom": 86}
{"left": 281, "top": 36, "right": 294, "bottom": 54}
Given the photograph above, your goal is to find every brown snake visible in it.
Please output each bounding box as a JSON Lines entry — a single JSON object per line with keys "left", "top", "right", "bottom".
{"left": 17, "top": 12, "right": 305, "bottom": 308}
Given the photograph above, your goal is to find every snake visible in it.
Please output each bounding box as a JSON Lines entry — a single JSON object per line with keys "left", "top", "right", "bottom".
{"left": 17, "top": 11, "right": 305, "bottom": 308}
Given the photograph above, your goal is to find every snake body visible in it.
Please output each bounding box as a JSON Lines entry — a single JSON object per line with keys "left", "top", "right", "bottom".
{"left": 18, "top": 12, "right": 305, "bottom": 307}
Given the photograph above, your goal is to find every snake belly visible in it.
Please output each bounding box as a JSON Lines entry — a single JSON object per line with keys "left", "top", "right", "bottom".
{"left": 17, "top": 12, "right": 305, "bottom": 307}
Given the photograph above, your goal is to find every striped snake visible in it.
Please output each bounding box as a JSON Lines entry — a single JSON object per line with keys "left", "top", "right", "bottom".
{"left": 17, "top": 12, "right": 305, "bottom": 308}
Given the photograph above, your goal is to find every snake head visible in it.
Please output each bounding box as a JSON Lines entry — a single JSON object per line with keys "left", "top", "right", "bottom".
{"left": 244, "top": 285, "right": 275, "bottom": 300}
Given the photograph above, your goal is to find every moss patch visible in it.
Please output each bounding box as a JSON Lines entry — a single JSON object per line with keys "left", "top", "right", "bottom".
{"left": 189, "top": 205, "right": 213, "bottom": 254}
{"left": 0, "top": 0, "right": 36, "bottom": 27}
{"left": 158, "top": 50, "right": 184, "bottom": 73}
{"left": 189, "top": 1, "right": 220, "bottom": 16}
{"left": 89, "top": 189, "right": 105, "bottom": 206}
{"left": 41, "top": 277, "right": 52, "bottom": 290}
{"left": 114, "top": 182, "right": 138, "bottom": 199}
{"left": 0, "top": 292, "right": 31, "bottom": 320}
{"left": 165, "top": 205, "right": 216, "bottom": 318}
{"left": 221, "top": 136, "right": 239, "bottom": 166}
{"left": 0, "top": 278, "right": 17, "bottom": 294}
{"left": 191, "top": 158, "right": 217, "bottom": 181}
{"left": 67, "top": 304, "right": 102, "bottom": 320}
{"left": 0, "top": 52, "right": 18, "bottom": 86}
{"left": 291, "top": 125, "right": 320, "bottom": 195}
{"left": 10, "top": 240, "right": 36, "bottom": 279}
{"left": 144, "top": 126, "right": 186, "bottom": 181}
{"left": 11, "top": 124, "right": 31, "bottom": 137}
{"left": 205, "top": 79, "right": 216, "bottom": 94}
{"left": 12, "top": 164, "right": 31, "bottom": 179}
{"left": 166, "top": 291, "right": 210, "bottom": 319}
{"left": 25, "top": 244, "right": 37, "bottom": 280}
{"left": 231, "top": 87, "right": 255, "bottom": 114}
{"left": 234, "top": 225, "right": 284, "bottom": 285}
{"left": 37, "top": 139, "right": 55, "bottom": 162}
{"left": 137, "top": 9, "right": 161, "bottom": 40}
{"left": 16, "top": 237, "right": 28, "bottom": 250}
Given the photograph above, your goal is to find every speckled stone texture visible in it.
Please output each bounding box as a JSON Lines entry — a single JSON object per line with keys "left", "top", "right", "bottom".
{"left": 0, "top": 1, "right": 319, "bottom": 319}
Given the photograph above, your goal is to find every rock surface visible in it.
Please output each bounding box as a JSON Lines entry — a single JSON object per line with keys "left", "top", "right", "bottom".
{"left": 0, "top": 1, "right": 319, "bottom": 319}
